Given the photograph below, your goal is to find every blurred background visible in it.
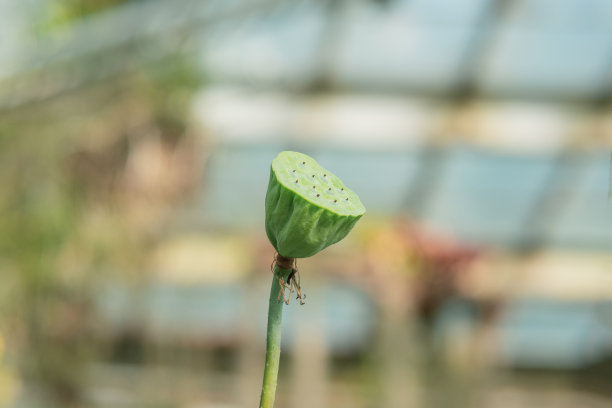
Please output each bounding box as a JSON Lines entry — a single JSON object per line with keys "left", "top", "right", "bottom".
{"left": 1, "top": 0, "right": 612, "bottom": 407}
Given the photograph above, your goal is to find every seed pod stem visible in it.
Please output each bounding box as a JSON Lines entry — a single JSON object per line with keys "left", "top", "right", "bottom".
{"left": 259, "top": 264, "right": 292, "bottom": 408}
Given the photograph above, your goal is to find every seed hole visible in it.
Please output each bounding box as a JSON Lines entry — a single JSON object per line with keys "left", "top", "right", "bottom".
{"left": 328, "top": 188, "right": 331, "bottom": 191}
{"left": 345, "top": 198, "right": 349, "bottom": 201}
{"left": 302, "top": 161, "right": 306, "bottom": 165}
{"left": 292, "top": 170, "right": 296, "bottom": 172}
{"left": 341, "top": 188, "right": 344, "bottom": 191}
{"left": 312, "top": 186, "right": 316, "bottom": 188}
{"left": 316, "top": 194, "right": 320, "bottom": 197}
{"left": 323, "top": 174, "right": 326, "bottom": 177}
{"left": 334, "top": 200, "right": 337, "bottom": 203}
{"left": 295, "top": 180, "right": 298, "bottom": 183}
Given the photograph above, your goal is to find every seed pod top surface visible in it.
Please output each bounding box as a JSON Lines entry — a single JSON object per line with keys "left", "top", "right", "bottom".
{"left": 265, "top": 151, "right": 365, "bottom": 258}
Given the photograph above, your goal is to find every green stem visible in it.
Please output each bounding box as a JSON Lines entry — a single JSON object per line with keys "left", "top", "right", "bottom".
{"left": 259, "top": 265, "right": 292, "bottom": 408}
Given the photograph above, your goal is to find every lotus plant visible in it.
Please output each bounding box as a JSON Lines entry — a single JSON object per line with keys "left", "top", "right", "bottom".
{"left": 259, "top": 151, "right": 365, "bottom": 408}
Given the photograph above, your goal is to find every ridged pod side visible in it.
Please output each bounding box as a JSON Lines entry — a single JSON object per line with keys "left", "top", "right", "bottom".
{"left": 265, "top": 151, "right": 365, "bottom": 258}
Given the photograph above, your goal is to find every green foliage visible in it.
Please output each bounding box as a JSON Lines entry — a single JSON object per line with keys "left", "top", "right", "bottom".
{"left": 0, "top": 35, "right": 202, "bottom": 408}
{"left": 39, "top": 0, "right": 134, "bottom": 31}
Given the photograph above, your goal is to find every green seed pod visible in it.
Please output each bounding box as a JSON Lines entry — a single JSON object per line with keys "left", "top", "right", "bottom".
{"left": 265, "top": 151, "right": 366, "bottom": 258}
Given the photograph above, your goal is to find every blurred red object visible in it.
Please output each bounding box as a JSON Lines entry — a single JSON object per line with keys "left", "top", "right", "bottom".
{"left": 396, "top": 220, "right": 479, "bottom": 323}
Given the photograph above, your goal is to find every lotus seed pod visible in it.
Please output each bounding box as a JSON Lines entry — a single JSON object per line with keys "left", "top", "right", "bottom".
{"left": 265, "top": 151, "right": 366, "bottom": 258}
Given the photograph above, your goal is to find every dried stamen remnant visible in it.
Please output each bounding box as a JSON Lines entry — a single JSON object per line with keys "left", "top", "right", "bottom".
{"left": 277, "top": 278, "right": 293, "bottom": 304}
{"left": 276, "top": 267, "right": 306, "bottom": 306}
